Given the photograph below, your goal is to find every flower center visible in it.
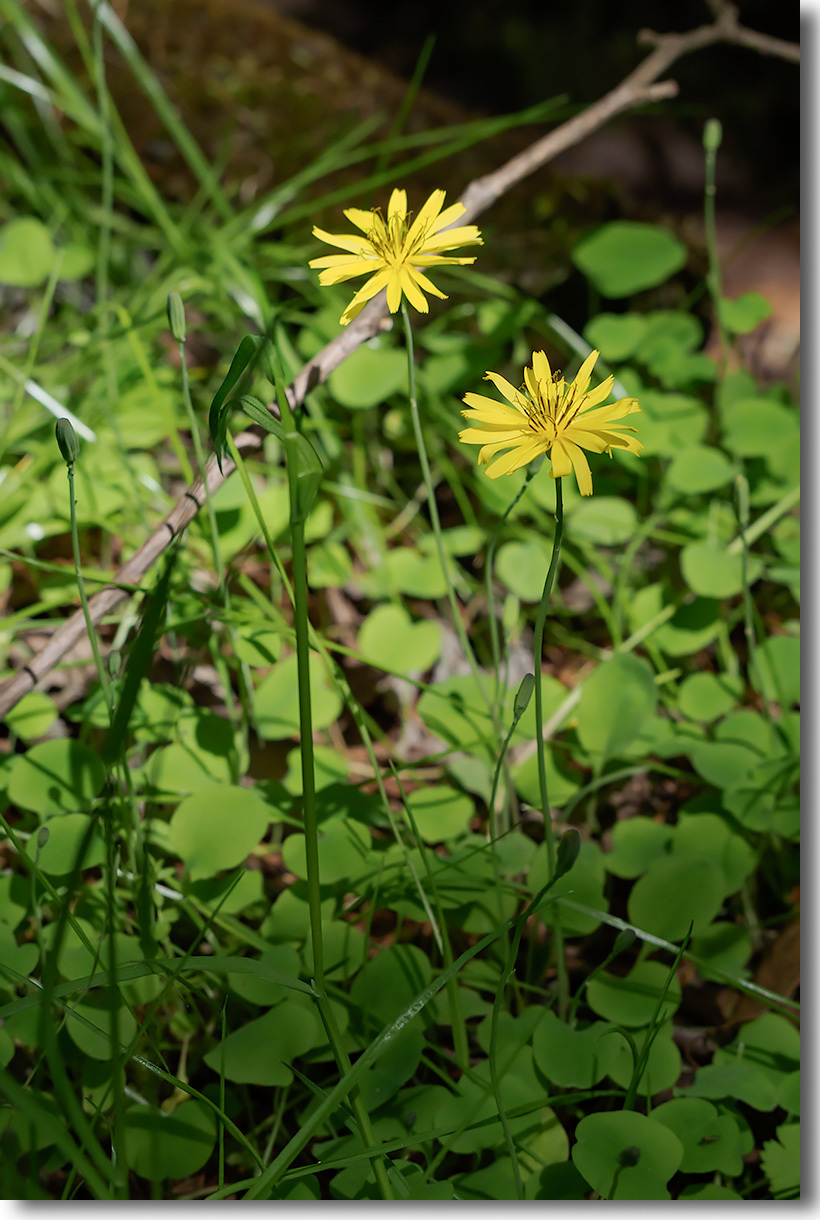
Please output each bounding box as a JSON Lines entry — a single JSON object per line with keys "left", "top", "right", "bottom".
{"left": 367, "top": 210, "right": 428, "bottom": 267}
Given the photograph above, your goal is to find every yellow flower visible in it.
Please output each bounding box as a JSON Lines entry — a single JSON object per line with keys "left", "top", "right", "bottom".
{"left": 459, "top": 350, "right": 643, "bottom": 496}
{"left": 309, "top": 188, "right": 482, "bottom": 326}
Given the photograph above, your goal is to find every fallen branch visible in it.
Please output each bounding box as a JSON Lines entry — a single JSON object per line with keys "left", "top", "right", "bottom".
{"left": 0, "top": 3, "right": 799, "bottom": 719}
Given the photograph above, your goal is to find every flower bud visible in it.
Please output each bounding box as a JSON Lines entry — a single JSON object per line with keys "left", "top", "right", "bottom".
{"left": 55, "top": 418, "right": 80, "bottom": 465}
{"left": 703, "top": 118, "right": 723, "bottom": 152}
{"left": 166, "top": 291, "right": 186, "bottom": 343}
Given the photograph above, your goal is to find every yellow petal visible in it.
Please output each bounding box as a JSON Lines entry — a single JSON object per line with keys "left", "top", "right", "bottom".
{"left": 570, "top": 350, "right": 600, "bottom": 399}
{"left": 405, "top": 189, "right": 447, "bottom": 244}
{"left": 385, "top": 273, "right": 404, "bottom": 312}
{"left": 459, "top": 427, "right": 528, "bottom": 446}
{"left": 578, "top": 374, "right": 615, "bottom": 409}
{"left": 407, "top": 267, "right": 448, "bottom": 300}
{"left": 338, "top": 268, "right": 391, "bottom": 325}
{"left": 484, "top": 371, "right": 529, "bottom": 410}
{"left": 485, "top": 437, "right": 547, "bottom": 479}
{"left": 549, "top": 439, "right": 573, "bottom": 481}
{"left": 420, "top": 225, "right": 483, "bottom": 252}
{"left": 316, "top": 258, "right": 381, "bottom": 285}
{"left": 412, "top": 253, "right": 478, "bottom": 267}
{"left": 575, "top": 398, "right": 641, "bottom": 429}
{"left": 343, "top": 207, "right": 379, "bottom": 233}
{"left": 311, "top": 226, "right": 373, "bottom": 254}
{"left": 398, "top": 268, "right": 429, "bottom": 313}
{"left": 429, "top": 200, "right": 467, "bottom": 233}
{"left": 388, "top": 189, "right": 408, "bottom": 222}
{"left": 564, "top": 440, "right": 593, "bottom": 496}
{"left": 531, "top": 350, "right": 553, "bottom": 384}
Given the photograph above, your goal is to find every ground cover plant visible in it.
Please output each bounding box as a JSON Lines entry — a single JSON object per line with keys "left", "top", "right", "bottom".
{"left": 0, "top": 0, "right": 800, "bottom": 1202}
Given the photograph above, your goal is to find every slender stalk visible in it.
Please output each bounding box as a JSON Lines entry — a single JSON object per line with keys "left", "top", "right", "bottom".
{"left": 275, "top": 393, "right": 393, "bottom": 1201}
{"left": 531, "top": 477, "right": 569, "bottom": 1017}
{"left": 67, "top": 462, "right": 114, "bottom": 718}
{"left": 400, "top": 304, "right": 498, "bottom": 733}
{"left": 703, "top": 118, "right": 729, "bottom": 377}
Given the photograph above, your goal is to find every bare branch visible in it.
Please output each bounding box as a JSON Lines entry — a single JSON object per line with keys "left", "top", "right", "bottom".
{"left": 0, "top": 6, "right": 799, "bottom": 719}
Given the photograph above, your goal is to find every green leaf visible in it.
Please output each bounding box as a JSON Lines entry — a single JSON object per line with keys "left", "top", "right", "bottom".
{"left": 572, "top": 222, "right": 687, "bottom": 298}
{"left": 404, "top": 785, "right": 474, "bottom": 842}
{"left": 721, "top": 396, "right": 798, "bottom": 458}
{"left": 351, "top": 945, "right": 433, "bottom": 1028}
{"left": 358, "top": 604, "right": 441, "bottom": 675}
{"left": 605, "top": 1022, "right": 682, "bottom": 1093}
{"left": 666, "top": 445, "right": 736, "bottom": 494}
{"left": 680, "top": 542, "right": 750, "bottom": 598}
{"left": 636, "top": 392, "right": 708, "bottom": 457}
{"left": 3, "top": 693, "right": 57, "bottom": 743}
{"left": 586, "top": 961, "right": 682, "bottom": 1027}
{"left": 122, "top": 1101, "right": 216, "bottom": 1182}
{"left": 203, "top": 1001, "right": 320, "bottom": 1086}
{"left": 576, "top": 655, "right": 657, "bottom": 762}
{"left": 308, "top": 541, "right": 352, "bottom": 588}
{"left": 584, "top": 313, "right": 648, "bottom": 361}
{"left": 168, "top": 785, "right": 272, "bottom": 880}
{"left": 572, "top": 1110, "right": 683, "bottom": 1200}
{"left": 496, "top": 538, "right": 553, "bottom": 601}
{"left": 604, "top": 817, "right": 673, "bottom": 879}
{"left": 532, "top": 1011, "right": 614, "bottom": 1088}
{"left": 253, "top": 652, "right": 342, "bottom": 740}
{"left": 281, "top": 816, "right": 371, "bottom": 885}
{"left": 7, "top": 740, "right": 106, "bottom": 818}
{"left": 22, "top": 813, "right": 106, "bottom": 877}
{"left": 761, "top": 1123, "right": 800, "bottom": 1196}
{"left": 751, "top": 634, "right": 800, "bottom": 706}
{"left": 327, "top": 338, "right": 407, "bottom": 409}
{"left": 208, "top": 336, "right": 264, "bottom": 470}
{"left": 0, "top": 218, "right": 55, "bottom": 287}
{"left": 628, "top": 855, "right": 725, "bottom": 940}
{"left": 568, "top": 496, "right": 638, "bottom": 546}
{"left": 678, "top": 671, "right": 742, "bottom": 722}
{"left": 719, "top": 292, "right": 773, "bottom": 335}
{"left": 227, "top": 946, "right": 302, "bottom": 1006}
{"left": 652, "top": 1097, "right": 743, "bottom": 1175}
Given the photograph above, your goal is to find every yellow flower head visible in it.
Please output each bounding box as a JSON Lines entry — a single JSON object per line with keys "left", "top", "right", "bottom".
{"left": 309, "top": 188, "right": 482, "bottom": 326}
{"left": 459, "top": 349, "right": 643, "bottom": 496}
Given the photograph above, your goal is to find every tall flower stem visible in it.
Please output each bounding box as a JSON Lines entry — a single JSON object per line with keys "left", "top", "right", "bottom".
{"left": 531, "top": 477, "right": 569, "bottom": 1016}
{"left": 276, "top": 392, "right": 393, "bottom": 1201}
{"left": 67, "top": 461, "right": 115, "bottom": 720}
{"left": 400, "top": 303, "right": 500, "bottom": 736}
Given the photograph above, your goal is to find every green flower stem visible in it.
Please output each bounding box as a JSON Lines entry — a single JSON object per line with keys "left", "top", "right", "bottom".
{"left": 67, "top": 462, "right": 114, "bottom": 719}
{"left": 400, "top": 303, "right": 500, "bottom": 736}
{"left": 531, "top": 476, "right": 569, "bottom": 1017}
{"left": 275, "top": 396, "right": 393, "bottom": 1202}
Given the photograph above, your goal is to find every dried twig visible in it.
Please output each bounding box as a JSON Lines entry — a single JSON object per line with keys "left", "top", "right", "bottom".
{"left": 0, "top": 4, "right": 799, "bottom": 718}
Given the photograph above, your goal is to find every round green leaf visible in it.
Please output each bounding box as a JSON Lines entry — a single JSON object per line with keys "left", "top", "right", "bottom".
{"left": 203, "top": 1001, "right": 319, "bottom": 1086}
{"left": 572, "top": 221, "right": 687, "bottom": 297}
{"left": 586, "top": 961, "right": 682, "bottom": 1027}
{"left": 359, "top": 1023, "right": 424, "bottom": 1111}
{"left": 751, "top": 634, "right": 800, "bottom": 706}
{"left": 678, "top": 671, "right": 742, "bottom": 722}
{"left": 405, "top": 784, "right": 473, "bottom": 842}
{"left": 384, "top": 547, "right": 448, "bottom": 599}
{"left": 0, "top": 217, "right": 55, "bottom": 287}
{"left": 666, "top": 445, "right": 736, "bottom": 494}
{"left": 4, "top": 693, "right": 57, "bottom": 742}
{"left": 638, "top": 392, "right": 708, "bottom": 457}
{"left": 327, "top": 339, "right": 407, "bottom": 409}
{"left": 605, "top": 817, "right": 673, "bottom": 879}
{"left": 7, "top": 740, "right": 106, "bottom": 818}
{"left": 234, "top": 628, "right": 282, "bottom": 669}
{"left": 690, "top": 921, "right": 752, "bottom": 982}
{"left": 721, "top": 397, "right": 798, "bottom": 457}
{"left": 358, "top": 604, "right": 441, "bottom": 675}
{"left": 253, "top": 652, "right": 342, "bottom": 740}
{"left": 28, "top": 813, "right": 106, "bottom": 876}
{"left": 674, "top": 812, "right": 755, "bottom": 894}
{"left": 584, "top": 313, "right": 647, "bottom": 361}
{"left": 576, "top": 655, "right": 657, "bottom": 762}
{"left": 281, "top": 816, "right": 371, "bottom": 885}
{"left": 653, "top": 1097, "right": 743, "bottom": 1175}
{"left": 527, "top": 840, "right": 606, "bottom": 936}
{"left": 227, "top": 945, "right": 302, "bottom": 1006}
{"left": 168, "top": 785, "right": 271, "bottom": 880}
{"left": 496, "top": 538, "right": 553, "bottom": 601}
{"left": 605, "top": 1023, "right": 682, "bottom": 1093}
{"left": 628, "top": 854, "right": 725, "bottom": 940}
{"left": 568, "top": 496, "right": 638, "bottom": 546}
{"left": 66, "top": 993, "right": 137, "bottom": 1060}
{"left": 573, "top": 1110, "right": 683, "bottom": 1200}
{"left": 680, "top": 543, "right": 746, "bottom": 598}
{"left": 122, "top": 1101, "right": 216, "bottom": 1182}
{"left": 351, "top": 944, "right": 432, "bottom": 1027}
{"left": 719, "top": 292, "right": 772, "bottom": 335}
{"left": 308, "top": 541, "right": 352, "bottom": 588}
{"left": 532, "top": 1011, "right": 614, "bottom": 1088}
